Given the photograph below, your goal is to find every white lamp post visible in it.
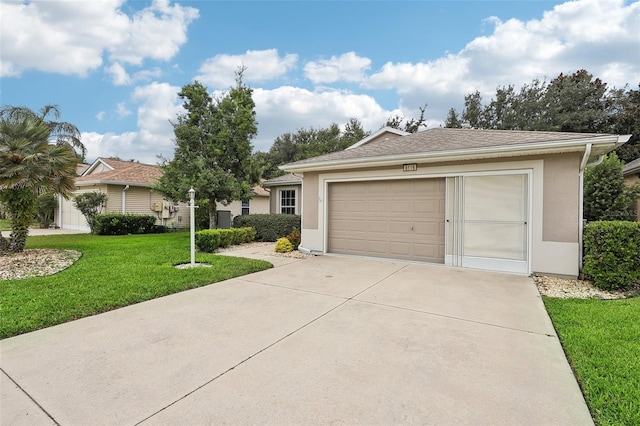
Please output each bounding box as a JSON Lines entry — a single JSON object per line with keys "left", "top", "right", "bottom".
{"left": 188, "top": 187, "right": 196, "bottom": 266}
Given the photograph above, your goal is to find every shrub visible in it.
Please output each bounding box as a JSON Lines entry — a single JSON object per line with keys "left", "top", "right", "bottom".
{"left": 34, "top": 192, "right": 58, "bottom": 228}
{"left": 286, "top": 229, "right": 301, "bottom": 250}
{"left": 274, "top": 237, "right": 293, "bottom": 253}
{"left": 582, "top": 221, "right": 640, "bottom": 290}
{"left": 233, "top": 214, "right": 301, "bottom": 241}
{"left": 93, "top": 214, "right": 159, "bottom": 235}
{"left": 195, "top": 227, "right": 256, "bottom": 253}
{"left": 73, "top": 192, "right": 108, "bottom": 233}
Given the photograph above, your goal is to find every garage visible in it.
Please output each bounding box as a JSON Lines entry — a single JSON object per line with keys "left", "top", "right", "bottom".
{"left": 283, "top": 127, "right": 628, "bottom": 277}
{"left": 328, "top": 178, "right": 446, "bottom": 263}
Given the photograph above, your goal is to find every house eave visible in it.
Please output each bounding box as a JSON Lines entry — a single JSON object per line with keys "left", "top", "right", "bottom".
{"left": 75, "top": 180, "right": 156, "bottom": 188}
{"left": 281, "top": 135, "right": 628, "bottom": 173}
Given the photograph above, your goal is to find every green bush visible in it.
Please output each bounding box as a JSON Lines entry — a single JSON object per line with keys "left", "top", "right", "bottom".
{"left": 34, "top": 192, "right": 58, "bottom": 228}
{"left": 274, "top": 237, "right": 293, "bottom": 253}
{"left": 233, "top": 214, "right": 301, "bottom": 242}
{"left": 195, "top": 227, "right": 256, "bottom": 253}
{"left": 583, "top": 221, "right": 640, "bottom": 290}
{"left": 93, "top": 214, "right": 161, "bottom": 235}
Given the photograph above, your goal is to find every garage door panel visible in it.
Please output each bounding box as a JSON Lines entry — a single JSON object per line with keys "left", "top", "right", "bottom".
{"left": 389, "top": 221, "right": 412, "bottom": 234}
{"left": 366, "top": 241, "right": 388, "bottom": 255}
{"left": 389, "top": 242, "right": 411, "bottom": 256}
{"left": 328, "top": 179, "right": 445, "bottom": 263}
{"left": 390, "top": 200, "right": 412, "bottom": 213}
{"left": 368, "top": 220, "right": 388, "bottom": 232}
{"left": 412, "top": 221, "right": 440, "bottom": 236}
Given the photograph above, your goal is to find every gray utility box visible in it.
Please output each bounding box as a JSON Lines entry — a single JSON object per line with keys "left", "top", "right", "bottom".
{"left": 217, "top": 210, "right": 232, "bottom": 229}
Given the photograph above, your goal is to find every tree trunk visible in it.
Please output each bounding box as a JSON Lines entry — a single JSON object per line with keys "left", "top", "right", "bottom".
{"left": 1, "top": 189, "right": 35, "bottom": 253}
{"left": 208, "top": 197, "right": 217, "bottom": 229}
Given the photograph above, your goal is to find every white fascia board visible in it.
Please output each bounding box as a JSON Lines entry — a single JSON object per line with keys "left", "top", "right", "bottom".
{"left": 346, "top": 127, "right": 410, "bottom": 150}
{"left": 75, "top": 180, "right": 154, "bottom": 188}
{"left": 82, "top": 158, "right": 114, "bottom": 176}
{"left": 263, "top": 178, "right": 302, "bottom": 187}
{"left": 282, "top": 135, "right": 626, "bottom": 173}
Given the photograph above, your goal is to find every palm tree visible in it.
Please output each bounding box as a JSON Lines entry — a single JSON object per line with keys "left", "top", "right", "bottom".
{"left": 0, "top": 105, "right": 84, "bottom": 253}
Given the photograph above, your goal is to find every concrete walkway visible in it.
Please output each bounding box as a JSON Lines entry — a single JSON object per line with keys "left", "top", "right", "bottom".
{"left": 1, "top": 251, "right": 592, "bottom": 425}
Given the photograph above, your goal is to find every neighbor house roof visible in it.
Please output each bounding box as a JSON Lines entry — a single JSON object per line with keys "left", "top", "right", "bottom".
{"left": 622, "top": 157, "right": 640, "bottom": 176}
{"left": 281, "top": 128, "right": 630, "bottom": 172}
{"left": 262, "top": 173, "right": 303, "bottom": 187}
{"left": 251, "top": 185, "right": 270, "bottom": 197}
{"left": 76, "top": 157, "right": 270, "bottom": 196}
{"left": 76, "top": 158, "right": 163, "bottom": 187}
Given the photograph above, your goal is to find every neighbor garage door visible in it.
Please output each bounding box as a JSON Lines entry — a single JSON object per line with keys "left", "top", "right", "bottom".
{"left": 328, "top": 179, "right": 445, "bottom": 263}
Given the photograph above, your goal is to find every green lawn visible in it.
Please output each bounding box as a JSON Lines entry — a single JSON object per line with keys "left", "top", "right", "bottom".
{"left": 0, "top": 219, "right": 10, "bottom": 231}
{"left": 0, "top": 232, "right": 272, "bottom": 339}
{"left": 544, "top": 296, "right": 640, "bottom": 426}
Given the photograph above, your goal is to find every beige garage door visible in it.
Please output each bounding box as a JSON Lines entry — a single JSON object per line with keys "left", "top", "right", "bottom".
{"left": 328, "top": 179, "right": 446, "bottom": 263}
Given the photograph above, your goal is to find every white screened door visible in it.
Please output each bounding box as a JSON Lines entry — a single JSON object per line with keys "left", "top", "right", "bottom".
{"left": 446, "top": 173, "right": 529, "bottom": 274}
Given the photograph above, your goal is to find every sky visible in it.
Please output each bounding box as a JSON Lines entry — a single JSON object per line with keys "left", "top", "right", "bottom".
{"left": 1, "top": 0, "right": 639, "bottom": 164}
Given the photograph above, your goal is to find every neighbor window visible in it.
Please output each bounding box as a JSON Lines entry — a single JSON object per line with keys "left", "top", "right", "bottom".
{"left": 241, "top": 200, "right": 250, "bottom": 215}
{"left": 280, "top": 189, "right": 296, "bottom": 214}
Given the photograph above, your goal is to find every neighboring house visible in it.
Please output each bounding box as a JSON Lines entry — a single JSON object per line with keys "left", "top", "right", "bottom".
{"left": 57, "top": 157, "right": 270, "bottom": 231}
{"left": 262, "top": 173, "right": 302, "bottom": 215}
{"left": 57, "top": 158, "right": 191, "bottom": 232}
{"left": 215, "top": 185, "right": 270, "bottom": 227}
{"left": 622, "top": 157, "right": 640, "bottom": 221}
{"left": 281, "top": 127, "right": 630, "bottom": 277}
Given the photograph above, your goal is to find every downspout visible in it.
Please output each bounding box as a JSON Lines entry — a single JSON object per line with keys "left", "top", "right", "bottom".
{"left": 57, "top": 194, "right": 63, "bottom": 229}
{"left": 578, "top": 144, "right": 595, "bottom": 272}
{"left": 122, "top": 185, "right": 130, "bottom": 214}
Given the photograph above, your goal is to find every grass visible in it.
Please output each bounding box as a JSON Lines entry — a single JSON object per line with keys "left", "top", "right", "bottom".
{"left": 0, "top": 219, "right": 10, "bottom": 231}
{"left": 0, "top": 232, "right": 272, "bottom": 339}
{"left": 544, "top": 296, "right": 640, "bottom": 425}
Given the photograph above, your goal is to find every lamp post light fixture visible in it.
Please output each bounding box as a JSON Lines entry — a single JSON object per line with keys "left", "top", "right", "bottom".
{"left": 189, "top": 187, "right": 196, "bottom": 265}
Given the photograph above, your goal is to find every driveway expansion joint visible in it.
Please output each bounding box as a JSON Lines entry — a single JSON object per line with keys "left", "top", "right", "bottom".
{"left": 354, "top": 299, "right": 558, "bottom": 337}
{"left": 1, "top": 367, "right": 60, "bottom": 426}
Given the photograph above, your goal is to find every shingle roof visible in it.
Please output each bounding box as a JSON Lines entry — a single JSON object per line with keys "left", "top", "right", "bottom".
{"left": 284, "top": 128, "right": 611, "bottom": 168}
{"left": 622, "top": 157, "right": 640, "bottom": 175}
{"left": 262, "top": 173, "right": 302, "bottom": 187}
{"left": 76, "top": 158, "right": 162, "bottom": 186}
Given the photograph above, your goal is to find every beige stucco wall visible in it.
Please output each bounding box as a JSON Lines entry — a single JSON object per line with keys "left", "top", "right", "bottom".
{"left": 542, "top": 153, "right": 581, "bottom": 242}
{"left": 268, "top": 184, "right": 302, "bottom": 214}
{"left": 216, "top": 195, "right": 270, "bottom": 221}
{"left": 296, "top": 153, "right": 583, "bottom": 276}
{"left": 58, "top": 185, "right": 191, "bottom": 231}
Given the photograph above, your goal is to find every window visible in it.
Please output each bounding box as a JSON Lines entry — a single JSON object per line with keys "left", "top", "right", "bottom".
{"left": 280, "top": 189, "right": 296, "bottom": 214}
{"left": 241, "top": 200, "right": 250, "bottom": 215}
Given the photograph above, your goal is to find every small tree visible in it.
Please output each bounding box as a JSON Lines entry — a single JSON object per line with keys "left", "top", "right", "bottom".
{"left": 1, "top": 105, "right": 82, "bottom": 253}
{"left": 584, "top": 153, "right": 639, "bottom": 221}
{"left": 34, "top": 192, "right": 58, "bottom": 228}
{"left": 73, "top": 192, "right": 108, "bottom": 233}
{"left": 155, "top": 69, "right": 258, "bottom": 228}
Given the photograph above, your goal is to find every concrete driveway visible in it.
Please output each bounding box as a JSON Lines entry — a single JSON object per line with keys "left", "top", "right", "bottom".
{"left": 1, "top": 252, "right": 592, "bottom": 425}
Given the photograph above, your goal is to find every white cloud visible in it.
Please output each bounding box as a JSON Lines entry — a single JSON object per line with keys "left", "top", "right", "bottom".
{"left": 82, "top": 82, "right": 182, "bottom": 163}
{"left": 304, "top": 52, "right": 372, "bottom": 84}
{"left": 361, "top": 0, "right": 640, "bottom": 126}
{"left": 96, "top": 111, "right": 106, "bottom": 121}
{"left": 108, "top": 0, "right": 199, "bottom": 66}
{"left": 0, "top": 0, "right": 198, "bottom": 77}
{"left": 105, "top": 63, "right": 162, "bottom": 86}
{"left": 196, "top": 49, "right": 298, "bottom": 89}
{"left": 251, "top": 87, "right": 393, "bottom": 152}
{"left": 105, "top": 63, "right": 131, "bottom": 86}
{"left": 116, "top": 103, "right": 132, "bottom": 118}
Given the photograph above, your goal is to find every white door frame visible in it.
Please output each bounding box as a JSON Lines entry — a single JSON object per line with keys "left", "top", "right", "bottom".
{"left": 445, "top": 170, "right": 532, "bottom": 274}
